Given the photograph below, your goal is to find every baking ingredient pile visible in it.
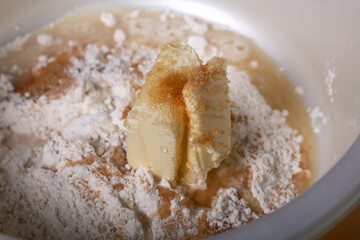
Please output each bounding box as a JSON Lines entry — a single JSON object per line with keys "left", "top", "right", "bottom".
{"left": 0, "top": 11, "right": 305, "bottom": 240}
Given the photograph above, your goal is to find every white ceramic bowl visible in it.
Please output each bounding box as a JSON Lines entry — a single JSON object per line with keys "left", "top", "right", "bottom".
{"left": 1, "top": 0, "right": 359, "bottom": 239}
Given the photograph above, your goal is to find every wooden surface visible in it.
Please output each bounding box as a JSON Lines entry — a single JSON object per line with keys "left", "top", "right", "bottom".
{"left": 321, "top": 203, "right": 360, "bottom": 240}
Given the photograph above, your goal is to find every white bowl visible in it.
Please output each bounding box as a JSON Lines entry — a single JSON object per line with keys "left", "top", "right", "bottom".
{"left": 1, "top": 0, "right": 359, "bottom": 239}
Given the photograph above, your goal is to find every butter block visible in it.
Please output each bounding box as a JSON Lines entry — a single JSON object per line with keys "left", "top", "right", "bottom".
{"left": 126, "top": 42, "right": 231, "bottom": 187}
{"left": 126, "top": 43, "right": 201, "bottom": 181}
{"left": 181, "top": 57, "right": 231, "bottom": 187}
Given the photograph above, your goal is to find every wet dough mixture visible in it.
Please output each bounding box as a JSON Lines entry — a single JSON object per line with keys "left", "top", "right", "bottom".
{"left": 0, "top": 6, "right": 313, "bottom": 240}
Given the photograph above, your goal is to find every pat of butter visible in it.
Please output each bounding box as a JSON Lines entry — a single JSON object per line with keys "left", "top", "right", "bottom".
{"left": 126, "top": 115, "right": 186, "bottom": 180}
{"left": 126, "top": 42, "right": 200, "bottom": 181}
{"left": 181, "top": 57, "right": 231, "bottom": 187}
{"left": 126, "top": 42, "right": 231, "bottom": 188}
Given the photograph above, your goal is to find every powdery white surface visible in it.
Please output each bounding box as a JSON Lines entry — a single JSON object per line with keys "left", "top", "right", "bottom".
{"left": 207, "top": 188, "right": 258, "bottom": 229}
{"left": 325, "top": 60, "right": 337, "bottom": 103}
{"left": 228, "top": 67, "right": 302, "bottom": 213}
{"left": 0, "top": 146, "right": 145, "bottom": 240}
{"left": 0, "top": 44, "right": 155, "bottom": 140}
{"left": 0, "top": 12, "right": 305, "bottom": 240}
{"left": 0, "top": 74, "right": 14, "bottom": 98}
{"left": 36, "top": 34, "right": 53, "bottom": 46}
{"left": 308, "top": 106, "right": 329, "bottom": 134}
{"left": 113, "top": 29, "right": 126, "bottom": 46}
{"left": 295, "top": 86, "right": 304, "bottom": 95}
{"left": 0, "top": 33, "right": 31, "bottom": 58}
{"left": 100, "top": 12, "right": 117, "bottom": 27}
{"left": 33, "top": 55, "right": 55, "bottom": 71}
{"left": 183, "top": 15, "right": 209, "bottom": 35}
{"left": 0, "top": 44, "right": 155, "bottom": 239}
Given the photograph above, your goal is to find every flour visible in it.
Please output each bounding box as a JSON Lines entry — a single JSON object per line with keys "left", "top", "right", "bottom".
{"left": 0, "top": 33, "right": 31, "bottom": 58}
{"left": 0, "top": 44, "right": 156, "bottom": 140}
{"left": 228, "top": 66, "right": 302, "bottom": 213}
{"left": 0, "top": 146, "right": 145, "bottom": 240}
{"left": 325, "top": 60, "right": 336, "bottom": 103}
{"left": 208, "top": 188, "right": 258, "bottom": 229}
{"left": 129, "top": 10, "right": 140, "bottom": 18}
{"left": 183, "top": 15, "right": 209, "bottom": 35}
{"left": 308, "top": 106, "right": 328, "bottom": 134}
{"left": 113, "top": 29, "right": 126, "bottom": 46}
{"left": 0, "top": 8, "right": 307, "bottom": 240}
{"left": 0, "top": 33, "right": 31, "bottom": 59}
{"left": 37, "top": 34, "right": 53, "bottom": 46}
{"left": 0, "top": 74, "right": 14, "bottom": 98}
{"left": 33, "top": 55, "right": 55, "bottom": 71}
{"left": 100, "top": 12, "right": 117, "bottom": 27}
{"left": 295, "top": 86, "right": 304, "bottom": 95}
{"left": 216, "top": 36, "right": 250, "bottom": 62}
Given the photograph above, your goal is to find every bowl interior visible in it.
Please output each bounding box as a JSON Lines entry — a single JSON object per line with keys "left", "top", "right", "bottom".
{"left": 1, "top": 0, "right": 359, "bottom": 177}
{"left": 0, "top": 0, "right": 359, "bottom": 239}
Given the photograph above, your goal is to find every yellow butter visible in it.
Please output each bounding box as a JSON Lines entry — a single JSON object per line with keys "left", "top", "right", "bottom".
{"left": 126, "top": 43, "right": 231, "bottom": 188}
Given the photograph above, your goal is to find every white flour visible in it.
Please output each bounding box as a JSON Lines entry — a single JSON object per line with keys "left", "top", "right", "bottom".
{"left": 0, "top": 33, "right": 31, "bottom": 58}
{"left": 0, "top": 9, "right": 306, "bottom": 240}
{"left": 207, "top": 188, "right": 258, "bottom": 229}
{"left": 308, "top": 106, "right": 329, "bottom": 134}
{"left": 295, "top": 86, "right": 304, "bottom": 95}
{"left": 325, "top": 60, "right": 337, "bottom": 103}
{"left": 100, "top": 12, "right": 117, "bottom": 27}
{"left": 113, "top": 29, "right": 126, "bottom": 46}
{"left": 37, "top": 34, "right": 54, "bottom": 46}
{"left": 0, "top": 74, "right": 14, "bottom": 98}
